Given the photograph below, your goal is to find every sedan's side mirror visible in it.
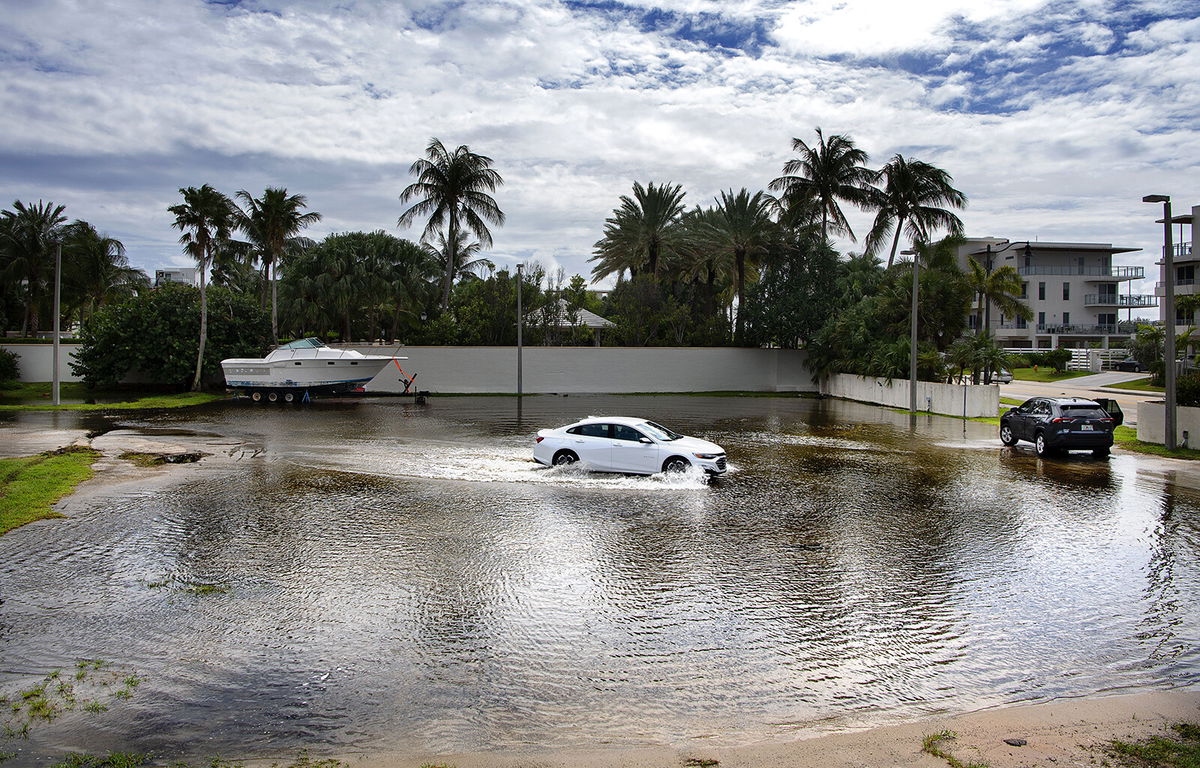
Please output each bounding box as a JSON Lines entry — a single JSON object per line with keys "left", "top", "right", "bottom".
{"left": 639, "top": 437, "right": 653, "bottom": 444}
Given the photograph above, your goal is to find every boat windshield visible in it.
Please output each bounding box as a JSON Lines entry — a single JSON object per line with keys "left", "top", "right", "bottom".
{"left": 639, "top": 421, "right": 682, "bottom": 441}
{"left": 277, "top": 338, "right": 326, "bottom": 350}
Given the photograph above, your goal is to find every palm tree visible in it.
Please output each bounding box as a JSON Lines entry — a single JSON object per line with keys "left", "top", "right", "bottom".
{"left": 168, "top": 185, "right": 235, "bottom": 391}
{"left": 398, "top": 138, "right": 505, "bottom": 310}
{"left": 422, "top": 229, "right": 494, "bottom": 284}
{"left": 589, "top": 181, "right": 687, "bottom": 282}
{"left": 61, "top": 221, "right": 148, "bottom": 324}
{"left": 769, "top": 128, "right": 877, "bottom": 245}
{"left": 0, "top": 200, "right": 68, "bottom": 335}
{"left": 965, "top": 256, "right": 1033, "bottom": 339}
{"left": 865, "top": 154, "right": 967, "bottom": 268}
{"left": 235, "top": 187, "right": 321, "bottom": 341}
{"left": 692, "top": 189, "right": 778, "bottom": 344}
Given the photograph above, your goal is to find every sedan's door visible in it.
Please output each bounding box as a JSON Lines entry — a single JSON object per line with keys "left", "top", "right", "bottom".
{"left": 566, "top": 423, "right": 613, "bottom": 469}
{"left": 611, "top": 424, "right": 661, "bottom": 474}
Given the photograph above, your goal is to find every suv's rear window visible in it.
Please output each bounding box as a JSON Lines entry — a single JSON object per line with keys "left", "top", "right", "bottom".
{"left": 1060, "top": 405, "right": 1108, "bottom": 419}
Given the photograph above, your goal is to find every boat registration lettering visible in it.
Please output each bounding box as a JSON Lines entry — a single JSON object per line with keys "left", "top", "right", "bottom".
{"left": 226, "top": 366, "right": 270, "bottom": 376}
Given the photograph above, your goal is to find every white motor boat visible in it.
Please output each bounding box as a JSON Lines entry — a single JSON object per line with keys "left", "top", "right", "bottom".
{"left": 221, "top": 338, "right": 408, "bottom": 402}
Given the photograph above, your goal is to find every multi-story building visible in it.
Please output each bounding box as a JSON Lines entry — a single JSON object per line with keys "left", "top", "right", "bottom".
{"left": 953, "top": 237, "right": 1155, "bottom": 349}
{"left": 154, "top": 267, "right": 198, "bottom": 287}
{"left": 1154, "top": 204, "right": 1198, "bottom": 332}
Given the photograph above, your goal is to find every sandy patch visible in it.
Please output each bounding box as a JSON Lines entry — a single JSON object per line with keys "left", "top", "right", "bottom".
{"left": 317, "top": 689, "right": 1198, "bottom": 768}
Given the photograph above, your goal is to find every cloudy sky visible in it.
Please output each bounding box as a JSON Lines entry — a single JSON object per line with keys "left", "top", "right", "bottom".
{"left": 2, "top": 0, "right": 1198, "bottom": 294}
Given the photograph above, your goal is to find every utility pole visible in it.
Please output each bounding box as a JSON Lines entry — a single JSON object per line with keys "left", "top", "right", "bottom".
{"left": 52, "top": 241, "right": 62, "bottom": 406}
{"left": 516, "top": 263, "right": 523, "bottom": 398}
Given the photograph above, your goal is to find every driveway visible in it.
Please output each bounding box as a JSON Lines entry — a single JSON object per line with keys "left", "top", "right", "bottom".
{"left": 998, "top": 371, "right": 1157, "bottom": 425}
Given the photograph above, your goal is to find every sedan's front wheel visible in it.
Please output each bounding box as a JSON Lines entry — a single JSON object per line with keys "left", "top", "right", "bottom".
{"left": 662, "top": 456, "right": 691, "bottom": 473}
{"left": 1000, "top": 424, "right": 1018, "bottom": 446}
{"left": 552, "top": 450, "right": 578, "bottom": 466}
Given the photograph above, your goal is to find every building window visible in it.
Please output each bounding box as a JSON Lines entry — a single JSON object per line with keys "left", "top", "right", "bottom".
{"left": 1179, "top": 265, "right": 1196, "bottom": 286}
{"left": 1177, "top": 309, "right": 1190, "bottom": 325}
{"left": 1038, "top": 311, "right": 1045, "bottom": 328}
{"left": 1038, "top": 282, "right": 1046, "bottom": 300}
{"left": 1021, "top": 282, "right": 1028, "bottom": 299}
{"left": 1098, "top": 313, "right": 1116, "bottom": 330}
{"left": 1063, "top": 312, "right": 1070, "bottom": 326}
{"left": 1016, "top": 316, "right": 1027, "bottom": 329}
{"left": 1062, "top": 282, "right": 1070, "bottom": 301}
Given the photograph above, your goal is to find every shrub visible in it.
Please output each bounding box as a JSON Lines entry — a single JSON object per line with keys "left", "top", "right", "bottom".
{"left": 1177, "top": 373, "right": 1200, "bottom": 407}
{"left": 70, "top": 284, "right": 271, "bottom": 390}
{"left": 0, "top": 347, "right": 18, "bottom": 384}
{"left": 1044, "top": 347, "right": 1072, "bottom": 373}
{"left": 1007, "top": 354, "right": 1031, "bottom": 369}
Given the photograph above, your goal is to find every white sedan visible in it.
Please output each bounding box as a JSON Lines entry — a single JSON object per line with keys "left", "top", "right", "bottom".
{"left": 533, "top": 416, "right": 727, "bottom": 475}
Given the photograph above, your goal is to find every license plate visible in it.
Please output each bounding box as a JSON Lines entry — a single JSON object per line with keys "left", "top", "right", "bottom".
{"left": 1081, "top": 424, "right": 1093, "bottom": 431}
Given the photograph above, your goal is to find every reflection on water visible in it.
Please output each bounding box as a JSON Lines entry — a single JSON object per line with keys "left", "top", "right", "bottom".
{"left": 0, "top": 395, "right": 1198, "bottom": 762}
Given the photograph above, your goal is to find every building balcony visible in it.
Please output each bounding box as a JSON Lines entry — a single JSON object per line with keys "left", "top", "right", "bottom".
{"left": 1083, "top": 294, "right": 1158, "bottom": 308}
{"left": 1155, "top": 279, "right": 1199, "bottom": 296}
{"left": 1016, "top": 265, "right": 1143, "bottom": 280}
{"left": 1036, "top": 324, "right": 1124, "bottom": 335}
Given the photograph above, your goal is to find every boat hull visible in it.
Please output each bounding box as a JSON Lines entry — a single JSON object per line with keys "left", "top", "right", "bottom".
{"left": 221, "top": 358, "right": 394, "bottom": 393}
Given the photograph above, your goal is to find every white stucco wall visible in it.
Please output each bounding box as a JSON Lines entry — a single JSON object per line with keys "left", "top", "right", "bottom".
{"left": 1136, "top": 401, "right": 1200, "bottom": 447}
{"left": 1, "top": 342, "right": 816, "bottom": 394}
{"left": 351, "top": 345, "right": 815, "bottom": 393}
{"left": 823, "top": 373, "right": 999, "bottom": 418}
{"left": 1, "top": 343, "right": 82, "bottom": 382}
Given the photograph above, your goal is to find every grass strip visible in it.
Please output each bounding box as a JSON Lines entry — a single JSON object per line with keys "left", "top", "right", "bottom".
{"left": 0, "top": 382, "right": 226, "bottom": 411}
{"left": 1108, "top": 722, "right": 1200, "bottom": 767}
{"left": 0, "top": 447, "right": 100, "bottom": 535}
{"left": 1010, "top": 367, "right": 1092, "bottom": 382}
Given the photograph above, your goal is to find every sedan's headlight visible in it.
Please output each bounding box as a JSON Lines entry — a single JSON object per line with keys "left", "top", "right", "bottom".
{"left": 693, "top": 453, "right": 719, "bottom": 459}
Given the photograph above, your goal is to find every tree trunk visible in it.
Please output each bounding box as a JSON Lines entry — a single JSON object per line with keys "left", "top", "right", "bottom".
{"left": 886, "top": 218, "right": 905, "bottom": 269}
{"left": 440, "top": 218, "right": 457, "bottom": 310}
{"left": 191, "top": 258, "right": 208, "bottom": 392}
{"left": 270, "top": 258, "right": 279, "bottom": 342}
{"left": 734, "top": 250, "right": 746, "bottom": 345}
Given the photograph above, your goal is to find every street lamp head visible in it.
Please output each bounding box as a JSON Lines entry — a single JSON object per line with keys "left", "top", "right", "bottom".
{"left": 1143, "top": 194, "right": 1170, "bottom": 203}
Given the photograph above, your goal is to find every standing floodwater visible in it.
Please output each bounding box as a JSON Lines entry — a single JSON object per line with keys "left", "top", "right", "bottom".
{"left": 1, "top": 395, "right": 1198, "bottom": 762}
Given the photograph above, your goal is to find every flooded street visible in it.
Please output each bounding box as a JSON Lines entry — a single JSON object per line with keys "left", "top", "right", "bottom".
{"left": 1, "top": 395, "right": 1198, "bottom": 763}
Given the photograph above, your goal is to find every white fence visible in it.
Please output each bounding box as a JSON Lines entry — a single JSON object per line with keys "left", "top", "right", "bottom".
{"left": 822, "top": 373, "right": 999, "bottom": 418}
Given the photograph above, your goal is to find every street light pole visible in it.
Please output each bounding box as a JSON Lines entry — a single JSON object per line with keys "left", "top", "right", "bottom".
{"left": 1144, "top": 195, "right": 1175, "bottom": 449}
{"left": 516, "top": 263, "right": 523, "bottom": 398}
{"left": 52, "top": 240, "right": 62, "bottom": 406}
{"left": 901, "top": 247, "right": 920, "bottom": 415}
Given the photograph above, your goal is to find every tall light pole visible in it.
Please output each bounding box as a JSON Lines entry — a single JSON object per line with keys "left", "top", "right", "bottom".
{"left": 901, "top": 247, "right": 920, "bottom": 415}
{"left": 516, "top": 263, "right": 523, "bottom": 398}
{"left": 1144, "top": 194, "right": 1175, "bottom": 449}
{"left": 52, "top": 240, "right": 62, "bottom": 406}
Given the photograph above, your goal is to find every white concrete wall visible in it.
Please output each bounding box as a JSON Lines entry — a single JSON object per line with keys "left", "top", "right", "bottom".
{"left": 1, "top": 343, "right": 82, "bottom": 382}
{"left": 1136, "top": 401, "right": 1200, "bottom": 447}
{"left": 351, "top": 345, "right": 815, "bottom": 393}
{"left": 823, "top": 373, "right": 999, "bottom": 418}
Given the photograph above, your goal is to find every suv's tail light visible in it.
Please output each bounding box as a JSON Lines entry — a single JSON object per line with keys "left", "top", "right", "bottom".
{"left": 1052, "top": 417, "right": 1075, "bottom": 423}
{"left": 536, "top": 436, "right": 544, "bottom": 443}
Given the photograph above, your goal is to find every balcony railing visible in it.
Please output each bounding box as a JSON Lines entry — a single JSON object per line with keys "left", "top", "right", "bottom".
{"left": 1083, "top": 294, "right": 1159, "bottom": 307}
{"left": 1035, "top": 324, "right": 1122, "bottom": 335}
{"left": 1017, "top": 265, "right": 1143, "bottom": 279}
{"left": 1174, "top": 243, "right": 1193, "bottom": 258}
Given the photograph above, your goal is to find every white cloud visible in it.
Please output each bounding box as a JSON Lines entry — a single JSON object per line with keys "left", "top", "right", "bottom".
{"left": 0, "top": 0, "right": 1196, "bottom": 298}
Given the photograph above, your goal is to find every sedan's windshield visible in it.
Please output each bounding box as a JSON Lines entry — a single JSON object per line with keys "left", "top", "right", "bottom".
{"left": 639, "top": 421, "right": 682, "bottom": 441}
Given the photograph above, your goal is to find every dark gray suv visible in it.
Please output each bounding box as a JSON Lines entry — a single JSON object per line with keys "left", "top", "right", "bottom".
{"left": 999, "top": 397, "right": 1116, "bottom": 457}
